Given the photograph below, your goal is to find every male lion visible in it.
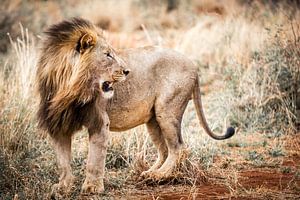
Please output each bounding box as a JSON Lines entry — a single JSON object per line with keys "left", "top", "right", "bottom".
{"left": 36, "top": 18, "right": 234, "bottom": 194}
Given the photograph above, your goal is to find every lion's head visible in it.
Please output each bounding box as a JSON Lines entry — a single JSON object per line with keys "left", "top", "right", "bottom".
{"left": 36, "top": 18, "right": 129, "bottom": 135}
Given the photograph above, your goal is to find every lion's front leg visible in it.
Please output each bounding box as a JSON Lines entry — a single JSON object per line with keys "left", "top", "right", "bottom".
{"left": 51, "top": 134, "right": 74, "bottom": 194}
{"left": 81, "top": 115, "right": 109, "bottom": 194}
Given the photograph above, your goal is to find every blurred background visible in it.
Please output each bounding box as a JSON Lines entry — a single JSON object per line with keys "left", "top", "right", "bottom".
{"left": 0, "top": 0, "right": 299, "bottom": 199}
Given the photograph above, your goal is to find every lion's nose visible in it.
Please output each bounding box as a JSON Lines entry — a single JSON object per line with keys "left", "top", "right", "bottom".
{"left": 123, "top": 69, "right": 130, "bottom": 76}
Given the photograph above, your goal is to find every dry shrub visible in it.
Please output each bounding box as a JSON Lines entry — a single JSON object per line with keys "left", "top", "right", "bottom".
{"left": 177, "top": 4, "right": 299, "bottom": 135}
{"left": 208, "top": 26, "right": 299, "bottom": 135}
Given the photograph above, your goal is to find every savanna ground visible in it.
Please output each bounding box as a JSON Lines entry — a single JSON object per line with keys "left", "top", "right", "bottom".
{"left": 0, "top": 0, "right": 300, "bottom": 199}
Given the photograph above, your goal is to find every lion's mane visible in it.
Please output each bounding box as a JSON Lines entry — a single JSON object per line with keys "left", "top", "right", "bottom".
{"left": 36, "top": 18, "right": 102, "bottom": 136}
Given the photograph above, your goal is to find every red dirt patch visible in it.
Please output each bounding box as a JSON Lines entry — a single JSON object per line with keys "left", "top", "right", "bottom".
{"left": 239, "top": 170, "right": 300, "bottom": 190}
{"left": 113, "top": 137, "right": 300, "bottom": 199}
{"left": 122, "top": 168, "right": 300, "bottom": 200}
{"left": 283, "top": 155, "right": 300, "bottom": 167}
{"left": 119, "top": 184, "right": 230, "bottom": 200}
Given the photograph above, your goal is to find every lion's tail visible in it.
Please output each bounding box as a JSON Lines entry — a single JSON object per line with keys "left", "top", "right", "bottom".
{"left": 192, "top": 76, "right": 235, "bottom": 140}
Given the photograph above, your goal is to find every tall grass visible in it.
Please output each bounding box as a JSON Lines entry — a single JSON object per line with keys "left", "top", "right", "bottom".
{"left": 7, "top": 24, "right": 37, "bottom": 100}
{"left": 1, "top": 24, "right": 37, "bottom": 154}
{"left": 0, "top": 24, "right": 54, "bottom": 199}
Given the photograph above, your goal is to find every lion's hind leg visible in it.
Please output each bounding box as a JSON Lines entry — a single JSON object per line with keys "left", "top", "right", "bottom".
{"left": 141, "top": 117, "right": 168, "bottom": 177}
{"left": 153, "top": 114, "right": 183, "bottom": 179}
{"left": 148, "top": 87, "right": 191, "bottom": 179}
{"left": 51, "top": 134, "right": 74, "bottom": 194}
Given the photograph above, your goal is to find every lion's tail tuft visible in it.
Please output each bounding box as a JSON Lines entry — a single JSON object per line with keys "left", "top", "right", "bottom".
{"left": 192, "top": 76, "right": 235, "bottom": 140}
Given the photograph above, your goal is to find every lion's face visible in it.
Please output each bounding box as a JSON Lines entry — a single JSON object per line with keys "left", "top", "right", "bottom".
{"left": 77, "top": 32, "right": 130, "bottom": 99}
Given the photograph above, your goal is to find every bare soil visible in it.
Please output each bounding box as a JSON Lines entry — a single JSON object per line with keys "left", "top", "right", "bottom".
{"left": 120, "top": 172, "right": 300, "bottom": 199}
{"left": 111, "top": 152, "right": 300, "bottom": 200}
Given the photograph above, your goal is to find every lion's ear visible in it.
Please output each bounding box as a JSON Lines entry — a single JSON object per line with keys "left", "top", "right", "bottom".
{"left": 77, "top": 33, "right": 95, "bottom": 54}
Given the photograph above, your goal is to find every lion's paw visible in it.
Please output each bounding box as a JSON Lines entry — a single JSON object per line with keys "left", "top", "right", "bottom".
{"left": 141, "top": 170, "right": 166, "bottom": 180}
{"left": 140, "top": 170, "right": 151, "bottom": 178}
{"left": 51, "top": 181, "right": 74, "bottom": 199}
{"left": 81, "top": 180, "right": 104, "bottom": 194}
{"left": 51, "top": 175, "right": 74, "bottom": 193}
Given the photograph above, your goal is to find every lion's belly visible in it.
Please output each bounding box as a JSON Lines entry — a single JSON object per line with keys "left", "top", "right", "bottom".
{"left": 108, "top": 99, "right": 154, "bottom": 132}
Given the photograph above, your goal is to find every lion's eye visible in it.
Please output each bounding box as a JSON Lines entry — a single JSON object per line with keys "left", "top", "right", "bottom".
{"left": 105, "top": 52, "right": 113, "bottom": 60}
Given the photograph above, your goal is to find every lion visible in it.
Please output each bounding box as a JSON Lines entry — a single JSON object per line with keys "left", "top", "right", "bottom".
{"left": 36, "top": 18, "right": 129, "bottom": 193}
{"left": 36, "top": 18, "right": 234, "bottom": 194}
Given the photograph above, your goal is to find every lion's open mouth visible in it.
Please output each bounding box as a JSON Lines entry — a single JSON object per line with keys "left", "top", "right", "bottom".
{"left": 102, "top": 81, "right": 113, "bottom": 92}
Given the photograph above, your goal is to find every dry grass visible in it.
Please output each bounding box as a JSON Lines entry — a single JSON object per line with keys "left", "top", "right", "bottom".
{"left": 177, "top": 15, "right": 267, "bottom": 67}
{"left": 0, "top": 0, "right": 300, "bottom": 199}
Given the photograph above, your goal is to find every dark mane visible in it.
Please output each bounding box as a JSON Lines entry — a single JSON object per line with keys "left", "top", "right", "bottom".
{"left": 36, "top": 18, "right": 100, "bottom": 136}
{"left": 44, "top": 17, "right": 93, "bottom": 44}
